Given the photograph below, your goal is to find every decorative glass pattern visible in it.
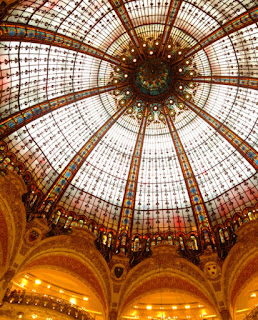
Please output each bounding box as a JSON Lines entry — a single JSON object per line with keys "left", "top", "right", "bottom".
{"left": 0, "top": 0, "right": 257, "bottom": 237}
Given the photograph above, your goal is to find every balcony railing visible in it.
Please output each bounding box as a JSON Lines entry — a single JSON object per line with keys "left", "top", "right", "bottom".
{"left": 244, "top": 306, "right": 258, "bottom": 319}
{"left": 3, "top": 290, "right": 94, "bottom": 320}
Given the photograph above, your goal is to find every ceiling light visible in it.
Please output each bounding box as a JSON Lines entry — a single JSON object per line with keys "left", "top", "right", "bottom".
{"left": 70, "top": 298, "right": 76, "bottom": 305}
{"left": 124, "top": 74, "right": 128, "bottom": 78}
{"left": 146, "top": 305, "right": 152, "bottom": 310}
{"left": 155, "top": 42, "right": 159, "bottom": 45}
{"left": 149, "top": 51, "right": 154, "bottom": 55}
{"left": 143, "top": 43, "right": 147, "bottom": 47}
{"left": 35, "top": 279, "right": 41, "bottom": 285}
{"left": 131, "top": 49, "right": 135, "bottom": 52}
{"left": 185, "top": 305, "right": 190, "bottom": 309}
{"left": 251, "top": 293, "right": 257, "bottom": 298}
{"left": 168, "top": 54, "right": 171, "bottom": 58}
{"left": 133, "top": 58, "right": 137, "bottom": 62}
{"left": 172, "top": 306, "right": 177, "bottom": 310}
{"left": 168, "top": 44, "right": 171, "bottom": 48}
{"left": 178, "top": 51, "right": 182, "bottom": 55}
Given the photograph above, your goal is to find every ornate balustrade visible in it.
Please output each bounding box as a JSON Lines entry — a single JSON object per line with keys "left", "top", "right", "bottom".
{"left": 244, "top": 306, "right": 258, "bottom": 319}
{"left": 3, "top": 290, "right": 94, "bottom": 320}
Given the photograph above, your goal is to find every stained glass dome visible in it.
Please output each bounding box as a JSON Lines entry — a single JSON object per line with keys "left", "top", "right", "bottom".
{"left": 0, "top": 0, "right": 257, "bottom": 240}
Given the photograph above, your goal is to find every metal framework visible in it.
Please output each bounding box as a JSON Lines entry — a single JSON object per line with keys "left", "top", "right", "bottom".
{"left": 39, "top": 96, "right": 136, "bottom": 214}
{"left": 158, "top": 0, "right": 183, "bottom": 57}
{"left": 162, "top": 104, "right": 212, "bottom": 233}
{"left": 176, "top": 94, "right": 258, "bottom": 171}
{"left": 172, "top": 6, "right": 258, "bottom": 65}
{"left": 0, "top": 83, "right": 129, "bottom": 139}
{"left": 177, "top": 76, "right": 258, "bottom": 90}
{"left": 108, "top": 0, "right": 144, "bottom": 59}
{"left": 117, "top": 106, "right": 148, "bottom": 243}
{"left": 0, "top": 22, "right": 132, "bottom": 70}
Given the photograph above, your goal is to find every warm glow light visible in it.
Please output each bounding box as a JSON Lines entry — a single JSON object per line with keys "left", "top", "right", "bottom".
{"left": 198, "top": 305, "right": 204, "bottom": 308}
{"left": 251, "top": 293, "right": 257, "bottom": 298}
{"left": 172, "top": 306, "right": 177, "bottom": 310}
{"left": 124, "top": 74, "right": 128, "bottom": 78}
{"left": 134, "top": 306, "right": 138, "bottom": 309}
{"left": 32, "top": 315, "right": 37, "bottom": 319}
{"left": 155, "top": 42, "right": 159, "bottom": 45}
{"left": 60, "top": 290, "right": 64, "bottom": 293}
{"left": 143, "top": 43, "right": 147, "bottom": 47}
{"left": 168, "top": 54, "right": 171, "bottom": 58}
{"left": 149, "top": 51, "right": 154, "bottom": 55}
{"left": 47, "top": 285, "right": 51, "bottom": 289}
{"left": 70, "top": 297, "right": 76, "bottom": 305}
{"left": 83, "top": 297, "right": 89, "bottom": 301}
{"left": 35, "top": 279, "right": 41, "bottom": 285}
{"left": 146, "top": 305, "right": 152, "bottom": 310}
{"left": 20, "top": 278, "right": 27, "bottom": 287}
{"left": 133, "top": 58, "right": 137, "bottom": 62}
{"left": 185, "top": 305, "right": 190, "bottom": 309}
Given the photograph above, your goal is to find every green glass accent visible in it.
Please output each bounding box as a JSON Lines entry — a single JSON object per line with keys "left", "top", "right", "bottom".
{"left": 135, "top": 59, "right": 172, "bottom": 96}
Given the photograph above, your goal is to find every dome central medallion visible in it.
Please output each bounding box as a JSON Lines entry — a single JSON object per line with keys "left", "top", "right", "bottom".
{"left": 135, "top": 58, "right": 172, "bottom": 96}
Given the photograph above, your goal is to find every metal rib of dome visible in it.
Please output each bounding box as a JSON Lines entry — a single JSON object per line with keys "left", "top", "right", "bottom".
{"left": 0, "top": 0, "right": 257, "bottom": 241}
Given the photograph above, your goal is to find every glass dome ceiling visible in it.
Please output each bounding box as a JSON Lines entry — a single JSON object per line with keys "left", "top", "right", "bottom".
{"left": 0, "top": 0, "right": 257, "bottom": 236}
